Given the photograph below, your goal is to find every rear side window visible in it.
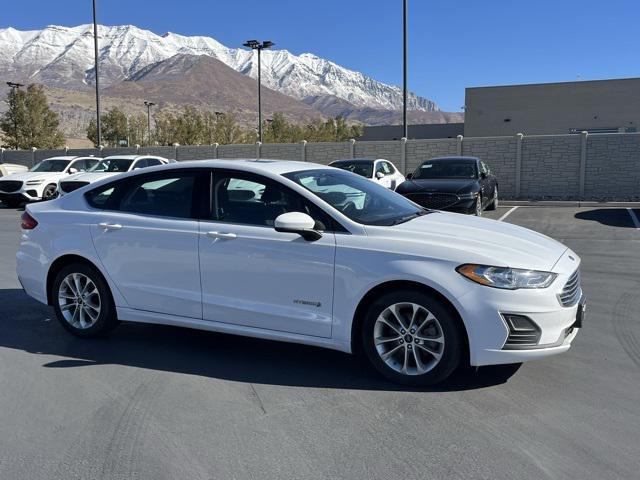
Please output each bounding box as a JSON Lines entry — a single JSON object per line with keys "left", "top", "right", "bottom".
{"left": 146, "top": 158, "right": 163, "bottom": 167}
{"left": 132, "top": 159, "right": 148, "bottom": 170}
{"left": 118, "top": 173, "right": 197, "bottom": 218}
{"left": 85, "top": 185, "right": 115, "bottom": 209}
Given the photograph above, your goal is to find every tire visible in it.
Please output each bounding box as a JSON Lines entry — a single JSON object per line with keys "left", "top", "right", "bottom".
{"left": 474, "top": 195, "right": 483, "bottom": 216}
{"left": 487, "top": 187, "right": 498, "bottom": 211}
{"left": 51, "top": 263, "right": 119, "bottom": 338}
{"left": 361, "top": 289, "right": 464, "bottom": 386}
{"left": 42, "top": 184, "right": 57, "bottom": 201}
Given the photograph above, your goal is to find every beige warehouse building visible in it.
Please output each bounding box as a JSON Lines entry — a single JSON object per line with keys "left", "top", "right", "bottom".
{"left": 464, "top": 77, "right": 640, "bottom": 137}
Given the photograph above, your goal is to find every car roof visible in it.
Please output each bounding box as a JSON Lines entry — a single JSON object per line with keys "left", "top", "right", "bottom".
{"left": 131, "top": 159, "right": 334, "bottom": 176}
{"left": 426, "top": 156, "right": 480, "bottom": 162}
{"left": 101, "top": 155, "right": 156, "bottom": 160}
{"left": 41, "top": 156, "right": 101, "bottom": 161}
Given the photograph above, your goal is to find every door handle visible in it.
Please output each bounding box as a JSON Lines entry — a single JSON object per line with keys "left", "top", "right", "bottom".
{"left": 206, "top": 231, "right": 237, "bottom": 240}
{"left": 98, "top": 222, "right": 123, "bottom": 231}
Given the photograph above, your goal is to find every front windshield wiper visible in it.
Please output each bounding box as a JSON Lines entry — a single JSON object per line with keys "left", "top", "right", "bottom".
{"left": 388, "top": 209, "right": 431, "bottom": 226}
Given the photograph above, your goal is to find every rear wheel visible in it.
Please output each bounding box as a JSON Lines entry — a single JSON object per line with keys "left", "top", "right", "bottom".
{"left": 52, "top": 263, "right": 119, "bottom": 337}
{"left": 361, "top": 289, "right": 463, "bottom": 386}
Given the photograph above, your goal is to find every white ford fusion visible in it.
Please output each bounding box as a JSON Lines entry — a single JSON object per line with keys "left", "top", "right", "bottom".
{"left": 0, "top": 156, "right": 100, "bottom": 207}
{"left": 16, "top": 159, "right": 584, "bottom": 385}
{"left": 57, "top": 155, "right": 171, "bottom": 196}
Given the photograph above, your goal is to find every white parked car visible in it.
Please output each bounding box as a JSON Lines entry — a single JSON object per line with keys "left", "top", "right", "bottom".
{"left": 16, "top": 160, "right": 584, "bottom": 385}
{"left": 329, "top": 158, "right": 405, "bottom": 190}
{"left": 0, "top": 156, "right": 100, "bottom": 207}
{"left": 57, "top": 155, "right": 171, "bottom": 196}
{"left": 0, "top": 163, "right": 29, "bottom": 177}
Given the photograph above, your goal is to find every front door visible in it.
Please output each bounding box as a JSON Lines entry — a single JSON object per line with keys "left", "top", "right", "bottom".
{"left": 198, "top": 170, "right": 336, "bottom": 338}
{"left": 89, "top": 170, "right": 203, "bottom": 319}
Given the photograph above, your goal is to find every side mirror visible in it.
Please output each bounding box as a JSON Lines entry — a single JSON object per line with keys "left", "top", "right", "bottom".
{"left": 375, "top": 171, "right": 385, "bottom": 179}
{"left": 406, "top": 172, "right": 413, "bottom": 180}
{"left": 480, "top": 171, "right": 487, "bottom": 179}
{"left": 274, "top": 212, "right": 322, "bottom": 241}
{"left": 68, "top": 167, "right": 78, "bottom": 174}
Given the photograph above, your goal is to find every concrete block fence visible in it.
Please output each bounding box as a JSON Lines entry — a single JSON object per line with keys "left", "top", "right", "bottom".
{"left": 1, "top": 132, "right": 639, "bottom": 200}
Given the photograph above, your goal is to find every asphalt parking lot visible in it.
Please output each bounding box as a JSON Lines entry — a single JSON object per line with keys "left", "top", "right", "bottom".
{"left": 0, "top": 203, "right": 639, "bottom": 480}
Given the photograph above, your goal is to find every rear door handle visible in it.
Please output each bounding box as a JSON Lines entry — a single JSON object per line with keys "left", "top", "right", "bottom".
{"left": 98, "top": 222, "right": 123, "bottom": 231}
{"left": 206, "top": 231, "right": 237, "bottom": 240}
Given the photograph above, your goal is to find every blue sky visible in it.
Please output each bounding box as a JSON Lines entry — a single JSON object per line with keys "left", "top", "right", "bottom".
{"left": 3, "top": 0, "right": 639, "bottom": 111}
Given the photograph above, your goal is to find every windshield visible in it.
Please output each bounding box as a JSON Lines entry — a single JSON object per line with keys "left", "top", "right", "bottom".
{"left": 330, "top": 161, "right": 373, "bottom": 179}
{"left": 91, "top": 158, "right": 134, "bottom": 173}
{"left": 284, "top": 169, "right": 427, "bottom": 226}
{"left": 413, "top": 159, "right": 477, "bottom": 179}
{"left": 30, "top": 160, "right": 70, "bottom": 173}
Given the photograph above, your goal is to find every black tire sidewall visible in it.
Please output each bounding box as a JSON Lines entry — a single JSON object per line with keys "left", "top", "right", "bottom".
{"left": 361, "top": 289, "right": 463, "bottom": 386}
{"left": 52, "top": 263, "right": 118, "bottom": 337}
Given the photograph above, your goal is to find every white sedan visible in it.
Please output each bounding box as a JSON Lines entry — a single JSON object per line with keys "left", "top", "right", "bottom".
{"left": 57, "top": 155, "right": 171, "bottom": 196}
{"left": 329, "top": 158, "right": 405, "bottom": 190}
{"left": 16, "top": 159, "right": 584, "bottom": 385}
{"left": 0, "top": 156, "right": 100, "bottom": 207}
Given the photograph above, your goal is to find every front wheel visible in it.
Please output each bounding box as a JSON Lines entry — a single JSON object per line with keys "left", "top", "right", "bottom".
{"left": 474, "top": 195, "right": 483, "bottom": 216}
{"left": 361, "top": 289, "right": 463, "bottom": 386}
{"left": 42, "top": 184, "right": 58, "bottom": 201}
{"left": 52, "top": 263, "right": 119, "bottom": 337}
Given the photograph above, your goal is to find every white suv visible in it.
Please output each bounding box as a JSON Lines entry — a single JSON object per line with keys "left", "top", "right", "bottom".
{"left": 329, "top": 158, "right": 405, "bottom": 190}
{"left": 57, "top": 155, "right": 171, "bottom": 196}
{"left": 0, "top": 156, "right": 100, "bottom": 207}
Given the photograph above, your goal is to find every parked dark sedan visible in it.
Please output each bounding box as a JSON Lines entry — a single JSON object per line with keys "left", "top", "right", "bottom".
{"left": 395, "top": 156, "right": 498, "bottom": 215}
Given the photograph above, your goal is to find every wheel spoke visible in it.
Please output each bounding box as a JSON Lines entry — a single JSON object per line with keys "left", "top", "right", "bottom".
{"left": 381, "top": 344, "right": 403, "bottom": 360}
{"left": 378, "top": 316, "right": 402, "bottom": 335}
{"left": 391, "top": 304, "right": 409, "bottom": 330}
{"left": 401, "top": 346, "right": 409, "bottom": 374}
{"left": 416, "top": 342, "right": 443, "bottom": 361}
{"left": 83, "top": 305, "right": 98, "bottom": 323}
{"left": 63, "top": 278, "right": 77, "bottom": 296}
{"left": 60, "top": 303, "right": 75, "bottom": 311}
{"left": 374, "top": 335, "right": 401, "bottom": 346}
{"left": 416, "top": 333, "right": 444, "bottom": 344}
{"left": 416, "top": 312, "right": 436, "bottom": 333}
{"left": 412, "top": 346, "right": 426, "bottom": 373}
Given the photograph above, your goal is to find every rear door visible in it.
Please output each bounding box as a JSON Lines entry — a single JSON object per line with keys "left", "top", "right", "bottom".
{"left": 89, "top": 169, "right": 204, "bottom": 318}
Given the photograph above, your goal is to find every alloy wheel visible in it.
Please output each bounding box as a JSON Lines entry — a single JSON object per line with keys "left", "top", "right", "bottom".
{"left": 58, "top": 273, "right": 101, "bottom": 329}
{"left": 373, "top": 302, "right": 445, "bottom": 375}
{"left": 475, "top": 197, "right": 482, "bottom": 216}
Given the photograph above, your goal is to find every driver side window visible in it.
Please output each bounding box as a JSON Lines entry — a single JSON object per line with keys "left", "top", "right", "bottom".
{"left": 211, "top": 172, "right": 334, "bottom": 230}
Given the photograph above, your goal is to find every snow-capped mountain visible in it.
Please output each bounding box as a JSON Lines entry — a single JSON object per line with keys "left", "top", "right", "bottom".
{"left": 0, "top": 24, "right": 439, "bottom": 113}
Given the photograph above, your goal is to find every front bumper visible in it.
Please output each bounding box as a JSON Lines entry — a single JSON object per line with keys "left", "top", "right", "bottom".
{"left": 456, "top": 250, "right": 583, "bottom": 366}
{"left": 0, "top": 189, "right": 42, "bottom": 203}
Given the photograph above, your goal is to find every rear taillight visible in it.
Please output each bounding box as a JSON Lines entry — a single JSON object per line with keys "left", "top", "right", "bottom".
{"left": 21, "top": 212, "right": 38, "bottom": 230}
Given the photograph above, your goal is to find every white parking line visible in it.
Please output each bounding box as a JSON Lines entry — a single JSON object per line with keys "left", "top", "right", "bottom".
{"left": 498, "top": 206, "right": 519, "bottom": 222}
{"left": 627, "top": 208, "right": 640, "bottom": 229}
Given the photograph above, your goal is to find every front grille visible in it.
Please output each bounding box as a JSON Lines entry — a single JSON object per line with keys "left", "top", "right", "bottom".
{"left": 405, "top": 192, "right": 459, "bottom": 210}
{"left": 59, "top": 181, "right": 89, "bottom": 193}
{"left": 558, "top": 269, "right": 581, "bottom": 307}
{"left": 0, "top": 180, "right": 23, "bottom": 193}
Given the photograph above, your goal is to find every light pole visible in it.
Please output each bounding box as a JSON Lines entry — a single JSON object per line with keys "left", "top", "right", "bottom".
{"left": 143, "top": 101, "right": 155, "bottom": 145}
{"left": 242, "top": 40, "right": 274, "bottom": 143}
{"left": 402, "top": 0, "right": 408, "bottom": 139}
{"left": 92, "top": 0, "right": 102, "bottom": 147}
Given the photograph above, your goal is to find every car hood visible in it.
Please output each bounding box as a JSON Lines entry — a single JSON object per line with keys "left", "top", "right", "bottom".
{"left": 62, "top": 172, "right": 117, "bottom": 183}
{"left": 365, "top": 211, "right": 567, "bottom": 271}
{"left": 399, "top": 178, "right": 477, "bottom": 193}
{"left": 0, "top": 171, "right": 65, "bottom": 182}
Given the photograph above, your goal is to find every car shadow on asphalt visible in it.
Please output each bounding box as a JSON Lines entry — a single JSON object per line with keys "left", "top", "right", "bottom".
{"left": 574, "top": 208, "right": 635, "bottom": 228}
{"left": 0, "top": 288, "right": 520, "bottom": 392}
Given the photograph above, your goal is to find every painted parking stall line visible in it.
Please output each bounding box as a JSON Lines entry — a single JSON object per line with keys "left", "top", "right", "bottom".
{"left": 626, "top": 208, "right": 640, "bottom": 229}
{"left": 498, "top": 206, "right": 519, "bottom": 222}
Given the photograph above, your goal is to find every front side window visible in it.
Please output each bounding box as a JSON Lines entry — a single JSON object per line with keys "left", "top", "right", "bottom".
{"left": 30, "top": 160, "right": 70, "bottom": 172}
{"left": 284, "top": 169, "right": 427, "bottom": 226}
{"left": 413, "top": 159, "right": 477, "bottom": 180}
{"left": 90, "top": 158, "right": 134, "bottom": 173}
{"left": 383, "top": 161, "right": 395, "bottom": 174}
{"left": 212, "top": 172, "right": 333, "bottom": 230}
{"left": 69, "top": 160, "right": 88, "bottom": 172}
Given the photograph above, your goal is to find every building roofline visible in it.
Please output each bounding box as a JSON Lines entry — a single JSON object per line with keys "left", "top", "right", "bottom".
{"left": 466, "top": 77, "right": 640, "bottom": 91}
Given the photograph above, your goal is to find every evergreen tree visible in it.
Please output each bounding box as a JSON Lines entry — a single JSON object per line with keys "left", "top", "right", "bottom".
{"left": 0, "top": 84, "right": 65, "bottom": 149}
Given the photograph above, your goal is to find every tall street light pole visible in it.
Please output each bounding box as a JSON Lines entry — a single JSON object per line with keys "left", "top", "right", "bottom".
{"left": 92, "top": 0, "right": 102, "bottom": 147}
{"left": 144, "top": 101, "right": 155, "bottom": 145}
{"left": 242, "top": 40, "right": 274, "bottom": 143}
{"left": 403, "top": 0, "right": 408, "bottom": 139}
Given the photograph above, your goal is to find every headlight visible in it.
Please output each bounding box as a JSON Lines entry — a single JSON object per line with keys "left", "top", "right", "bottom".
{"left": 457, "top": 192, "right": 479, "bottom": 200}
{"left": 26, "top": 179, "right": 45, "bottom": 185}
{"left": 457, "top": 264, "right": 557, "bottom": 289}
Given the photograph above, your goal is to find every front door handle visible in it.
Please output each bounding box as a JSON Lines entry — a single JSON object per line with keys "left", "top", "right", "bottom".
{"left": 206, "top": 231, "right": 237, "bottom": 240}
{"left": 98, "top": 222, "right": 123, "bottom": 231}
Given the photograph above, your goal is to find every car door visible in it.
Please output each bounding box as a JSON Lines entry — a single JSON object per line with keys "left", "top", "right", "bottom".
{"left": 88, "top": 169, "right": 204, "bottom": 319}
{"left": 374, "top": 161, "right": 392, "bottom": 189}
{"left": 198, "top": 169, "right": 336, "bottom": 338}
{"left": 479, "top": 161, "right": 494, "bottom": 206}
{"left": 383, "top": 161, "right": 402, "bottom": 190}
